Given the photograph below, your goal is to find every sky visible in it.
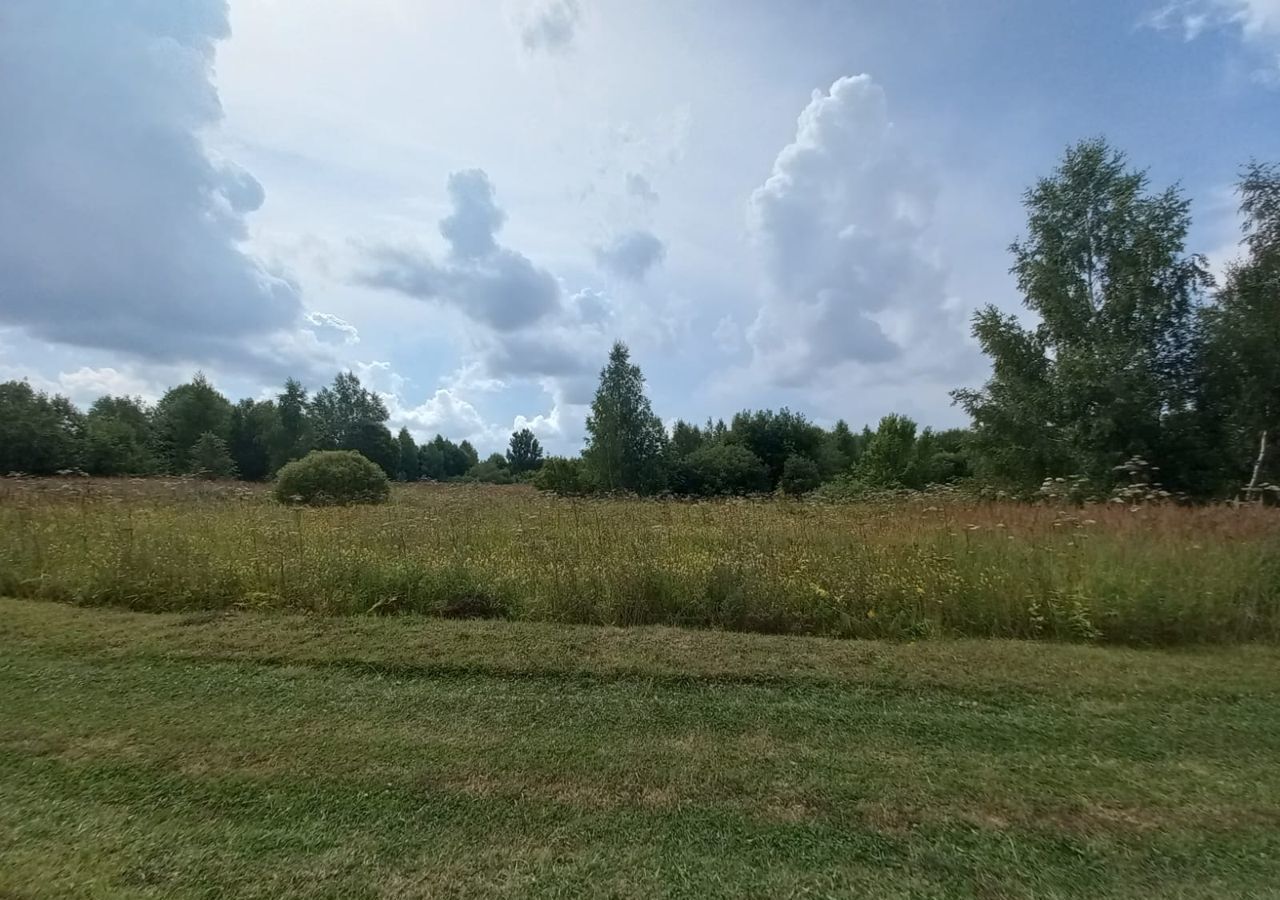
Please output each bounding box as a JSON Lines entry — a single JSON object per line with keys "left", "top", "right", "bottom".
{"left": 1, "top": 0, "right": 1278, "bottom": 454}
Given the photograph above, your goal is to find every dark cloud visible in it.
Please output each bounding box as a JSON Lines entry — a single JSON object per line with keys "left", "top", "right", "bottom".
{"left": 594, "top": 229, "right": 666, "bottom": 282}
{"left": 0, "top": 0, "right": 304, "bottom": 367}
{"left": 356, "top": 169, "right": 561, "bottom": 331}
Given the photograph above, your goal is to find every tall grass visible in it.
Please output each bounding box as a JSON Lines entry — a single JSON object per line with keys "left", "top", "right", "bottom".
{"left": 1, "top": 477, "right": 1277, "bottom": 644}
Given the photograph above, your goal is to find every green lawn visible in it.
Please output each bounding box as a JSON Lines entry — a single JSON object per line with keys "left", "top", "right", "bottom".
{"left": 2, "top": 599, "right": 1279, "bottom": 898}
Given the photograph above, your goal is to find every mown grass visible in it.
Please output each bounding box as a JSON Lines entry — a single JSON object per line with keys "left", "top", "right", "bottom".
{"left": 3, "top": 598, "right": 1280, "bottom": 898}
{"left": 1, "top": 478, "right": 1279, "bottom": 644}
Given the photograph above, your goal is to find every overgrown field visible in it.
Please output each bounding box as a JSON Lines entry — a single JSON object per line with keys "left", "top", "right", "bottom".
{"left": 3, "top": 598, "right": 1280, "bottom": 898}
{"left": 1, "top": 478, "right": 1278, "bottom": 645}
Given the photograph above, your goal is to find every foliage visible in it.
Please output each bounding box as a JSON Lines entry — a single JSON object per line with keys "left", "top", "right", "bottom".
{"left": 270, "top": 378, "right": 313, "bottom": 472}
{"left": 779, "top": 454, "right": 822, "bottom": 495}
{"left": 1200, "top": 161, "right": 1280, "bottom": 498}
{"left": 151, "top": 373, "right": 233, "bottom": 474}
{"left": 189, "top": 431, "right": 237, "bottom": 480}
{"left": 228, "top": 399, "right": 278, "bottom": 482}
{"left": 955, "top": 139, "right": 1212, "bottom": 490}
{"left": 0, "top": 381, "right": 83, "bottom": 475}
{"left": 467, "top": 454, "right": 515, "bottom": 485}
{"left": 669, "top": 443, "right": 769, "bottom": 496}
{"left": 310, "top": 372, "right": 389, "bottom": 451}
{"left": 583, "top": 342, "right": 667, "bottom": 493}
{"left": 725, "top": 408, "right": 824, "bottom": 488}
{"left": 506, "top": 428, "right": 544, "bottom": 474}
{"left": 532, "top": 456, "right": 591, "bottom": 495}
{"left": 84, "top": 396, "right": 154, "bottom": 475}
{"left": 272, "top": 450, "right": 390, "bottom": 506}
{"left": 396, "top": 427, "right": 421, "bottom": 482}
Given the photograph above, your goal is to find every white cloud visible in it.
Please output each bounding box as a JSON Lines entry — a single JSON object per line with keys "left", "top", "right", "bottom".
{"left": 1149, "top": 1, "right": 1280, "bottom": 78}
{"left": 304, "top": 311, "right": 360, "bottom": 345}
{"left": 744, "top": 74, "right": 964, "bottom": 387}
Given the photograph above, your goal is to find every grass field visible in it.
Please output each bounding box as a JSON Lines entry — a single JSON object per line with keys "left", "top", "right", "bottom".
{"left": 3, "top": 597, "right": 1279, "bottom": 898}
{"left": 2, "top": 478, "right": 1278, "bottom": 644}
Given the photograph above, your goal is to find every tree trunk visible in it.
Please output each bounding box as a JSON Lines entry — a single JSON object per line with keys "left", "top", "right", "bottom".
{"left": 1245, "top": 428, "right": 1269, "bottom": 502}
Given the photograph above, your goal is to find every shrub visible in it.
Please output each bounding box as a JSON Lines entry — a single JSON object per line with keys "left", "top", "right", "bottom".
{"left": 273, "top": 450, "right": 390, "bottom": 506}
{"left": 779, "top": 454, "right": 821, "bottom": 496}
{"left": 533, "top": 456, "right": 591, "bottom": 495}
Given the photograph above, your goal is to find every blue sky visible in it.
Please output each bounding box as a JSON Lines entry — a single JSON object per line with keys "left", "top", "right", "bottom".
{"left": 2, "top": 0, "right": 1278, "bottom": 453}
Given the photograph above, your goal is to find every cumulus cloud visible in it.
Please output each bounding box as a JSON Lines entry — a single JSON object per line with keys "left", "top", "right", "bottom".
{"left": 357, "top": 170, "right": 561, "bottom": 332}
{"left": 744, "top": 74, "right": 962, "bottom": 387}
{"left": 0, "top": 1, "right": 305, "bottom": 367}
{"left": 515, "top": 0, "right": 583, "bottom": 54}
{"left": 594, "top": 229, "right": 667, "bottom": 282}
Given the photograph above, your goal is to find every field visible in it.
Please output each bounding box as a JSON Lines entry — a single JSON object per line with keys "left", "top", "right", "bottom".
{"left": 3, "top": 598, "right": 1280, "bottom": 898}
{"left": 3, "top": 480, "right": 1280, "bottom": 896}
{"left": 1, "top": 478, "right": 1278, "bottom": 644}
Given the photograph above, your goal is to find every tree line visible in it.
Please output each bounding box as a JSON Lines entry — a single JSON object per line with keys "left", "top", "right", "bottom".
{"left": 2, "top": 140, "right": 1277, "bottom": 500}
{"left": 0, "top": 370, "right": 545, "bottom": 484}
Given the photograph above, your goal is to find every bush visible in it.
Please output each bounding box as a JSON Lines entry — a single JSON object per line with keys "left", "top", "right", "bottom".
{"left": 779, "top": 454, "right": 821, "bottom": 496}
{"left": 532, "top": 456, "right": 591, "bottom": 495}
{"left": 273, "top": 450, "right": 390, "bottom": 506}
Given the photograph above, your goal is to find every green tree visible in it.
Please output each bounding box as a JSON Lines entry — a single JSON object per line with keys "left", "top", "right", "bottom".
{"left": 506, "top": 428, "right": 544, "bottom": 474}
{"left": 228, "top": 399, "right": 279, "bottom": 481}
{"left": 310, "top": 372, "right": 389, "bottom": 450}
{"left": 350, "top": 422, "right": 398, "bottom": 477}
{"left": 270, "top": 378, "right": 313, "bottom": 472}
{"left": 725, "top": 408, "right": 824, "bottom": 488}
{"left": 189, "top": 431, "right": 237, "bottom": 479}
{"left": 418, "top": 442, "right": 445, "bottom": 480}
{"left": 459, "top": 440, "right": 480, "bottom": 471}
{"left": 857, "top": 414, "right": 919, "bottom": 488}
{"left": 150, "top": 373, "right": 233, "bottom": 474}
{"left": 583, "top": 342, "right": 668, "bottom": 493}
{"left": 83, "top": 395, "right": 154, "bottom": 475}
{"left": 954, "top": 139, "right": 1211, "bottom": 489}
{"left": 0, "top": 381, "right": 84, "bottom": 475}
{"left": 670, "top": 420, "right": 707, "bottom": 457}
{"left": 396, "top": 427, "right": 421, "bottom": 481}
{"left": 1201, "top": 161, "right": 1280, "bottom": 498}
{"left": 669, "top": 443, "right": 768, "bottom": 495}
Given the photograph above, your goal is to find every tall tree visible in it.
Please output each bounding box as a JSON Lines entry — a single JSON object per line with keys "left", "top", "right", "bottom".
{"left": 954, "top": 139, "right": 1211, "bottom": 488}
{"left": 151, "top": 373, "right": 233, "bottom": 474}
{"left": 506, "top": 427, "right": 544, "bottom": 473}
{"left": 397, "top": 427, "right": 421, "bottom": 481}
{"left": 1201, "top": 161, "right": 1280, "bottom": 498}
{"left": 310, "top": 372, "right": 389, "bottom": 450}
{"left": 583, "top": 341, "right": 667, "bottom": 493}
{"left": 270, "top": 378, "right": 313, "bottom": 472}
{"left": 228, "top": 399, "right": 279, "bottom": 481}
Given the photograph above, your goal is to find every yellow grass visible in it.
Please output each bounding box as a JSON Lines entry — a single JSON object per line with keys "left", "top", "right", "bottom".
{"left": 1, "top": 477, "right": 1277, "bottom": 644}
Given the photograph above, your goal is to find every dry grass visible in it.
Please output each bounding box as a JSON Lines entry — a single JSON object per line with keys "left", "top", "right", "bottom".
{"left": 1, "top": 477, "right": 1278, "bottom": 644}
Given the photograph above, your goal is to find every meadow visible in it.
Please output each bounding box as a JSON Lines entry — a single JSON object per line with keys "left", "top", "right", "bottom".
{"left": 1, "top": 477, "right": 1278, "bottom": 645}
